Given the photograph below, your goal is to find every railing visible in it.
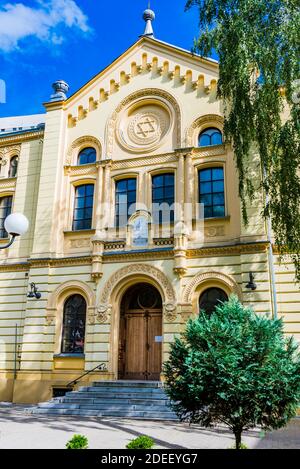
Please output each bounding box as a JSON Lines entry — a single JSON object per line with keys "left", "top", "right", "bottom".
{"left": 67, "top": 363, "right": 107, "bottom": 388}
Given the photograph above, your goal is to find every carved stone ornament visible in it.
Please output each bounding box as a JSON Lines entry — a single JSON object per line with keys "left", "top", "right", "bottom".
{"left": 164, "top": 303, "right": 177, "bottom": 322}
{"left": 100, "top": 264, "right": 176, "bottom": 305}
{"left": 66, "top": 135, "right": 102, "bottom": 166}
{"left": 117, "top": 105, "right": 170, "bottom": 152}
{"left": 96, "top": 305, "right": 111, "bottom": 324}
{"left": 106, "top": 88, "right": 181, "bottom": 158}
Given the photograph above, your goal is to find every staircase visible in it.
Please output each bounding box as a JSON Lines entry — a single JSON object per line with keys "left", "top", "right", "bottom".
{"left": 28, "top": 381, "right": 178, "bottom": 421}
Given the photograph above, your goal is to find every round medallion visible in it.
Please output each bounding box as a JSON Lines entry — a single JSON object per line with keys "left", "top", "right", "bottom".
{"left": 116, "top": 101, "right": 171, "bottom": 153}
{"left": 128, "top": 112, "right": 165, "bottom": 146}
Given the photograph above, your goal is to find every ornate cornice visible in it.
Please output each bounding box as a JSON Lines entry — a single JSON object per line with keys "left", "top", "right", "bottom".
{"left": 187, "top": 242, "right": 269, "bottom": 258}
{"left": 111, "top": 152, "right": 178, "bottom": 170}
{"left": 29, "top": 256, "right": 92, "bottom": 268}
{"left": 103, "top": 249, "right": 174, "bottom": 263}
{"left": 0, "top": 130, "right": 44, "bottom": 146}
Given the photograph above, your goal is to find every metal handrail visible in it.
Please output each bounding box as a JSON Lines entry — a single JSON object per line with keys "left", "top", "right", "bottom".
{"left": 67, "top": 363, "right": 107, "bottom": 388}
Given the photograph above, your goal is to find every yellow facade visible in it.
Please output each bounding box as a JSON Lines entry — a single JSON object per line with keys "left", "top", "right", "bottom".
{"left": 0, "top": 36, "right": 299, "bottom": 404}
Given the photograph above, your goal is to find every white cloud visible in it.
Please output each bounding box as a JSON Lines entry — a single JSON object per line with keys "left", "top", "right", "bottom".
{"left": 0, "top": 0, "right": 91, "bottom": 52}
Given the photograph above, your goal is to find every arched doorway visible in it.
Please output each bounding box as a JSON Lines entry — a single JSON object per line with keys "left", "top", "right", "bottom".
{"left": 118, "top": 283, "right": 163, "bottom": 381}
{"left": 199, "top": 287, "right": 228, "bottom": 316}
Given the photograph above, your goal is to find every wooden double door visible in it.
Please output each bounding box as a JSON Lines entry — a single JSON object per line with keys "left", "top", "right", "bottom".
{"left": 118, "top": 284, "right": 162, "bottom": 381}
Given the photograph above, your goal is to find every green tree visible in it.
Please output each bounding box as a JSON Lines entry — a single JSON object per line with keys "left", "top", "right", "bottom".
{"left": 163, "top": 296, "right": 300, "bottom": 449}
{"left": 185, "top": 0, "right": 300, "bottom": 279}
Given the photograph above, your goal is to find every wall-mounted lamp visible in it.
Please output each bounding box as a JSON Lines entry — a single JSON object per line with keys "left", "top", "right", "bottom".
{"left": 27, "top": 283, "right": 41, "bottom": 299}
{"left": 246, "top": 272, "right": 257, "bottom": 291}
{"left": 1, "top": 213, "right": 29, "bottom": 250}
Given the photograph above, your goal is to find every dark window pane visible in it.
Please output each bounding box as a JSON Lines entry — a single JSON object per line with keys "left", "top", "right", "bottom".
{"left": 212, "top": 168, "right": 224, "bottom": 180}
{"left": 78, "top": 147, "right": 96, "bottom": 165}
{"left": 115, "top": 178, "right": 136, "bottom": 227}
{"left": 213, "top": 193, "right": 225, "bottom": 205}
{"left": 212, "top": 180, "right": 224, "bottom": 192}
{"left": 199, "top": 169, "right": 212, "bottom": 182}
{"left": 0, "top": 196, "right": 13, "bottom": 238}
{"left": 61, "top": 295, "right": 86, "bottom": 354}
{"left": 116, "top": 180, "right": 127, "bottom": 192}
{"left": 204, "top": 206, "right": 213, "bottom": 218}
{"left": 198, "top": 128, "right": 223, "bottom": 147}
{"left": 199, "top": 134, "right": 211, "bottom": 147}
{"left": 200, "top": 182, "right": 212, "bottom": 194}
{"left": 152, "top": 174, "right": 175, "bottom": 225}
{"left": 86, "top": 185, "right": 94, "bottom": 196}
{"left": 200, "top": 194, "right": 213, "bottom": 206}
{"left": 72, "top": 184, "right": 94, "bottom": 231}
{"left": 199, "top": 288, "right": 228, "bottom": 316}
{"left": 165, "top": 174, "right": 174, "bottom": 186}
{"left": 152, "top": 175, "right": 164, "bottom": 188}
{"left": 127, "top": 179, "right": 137, "bottom": 191}
{"left": 211, "top": 132, "right": 223, "bottom": 145}
{"left": 199, "top": 167, "right": 225, "bottom": 219}
{"left": 213, "top": 205, "right": 225, "bottom": 217}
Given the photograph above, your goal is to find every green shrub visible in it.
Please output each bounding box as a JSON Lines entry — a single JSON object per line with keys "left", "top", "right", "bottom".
{"left": 66, "top": 434, "right": 89, "bottom": 449}
{"left": 126, "top": 435, "right": 154, "bottom": 449}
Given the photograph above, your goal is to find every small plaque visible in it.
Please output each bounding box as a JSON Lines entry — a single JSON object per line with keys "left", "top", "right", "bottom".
{"left": 155, "top": 336, "right": 163, "bottom": 343}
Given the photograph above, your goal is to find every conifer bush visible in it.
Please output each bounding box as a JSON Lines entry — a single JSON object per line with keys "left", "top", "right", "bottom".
{"left": 164, "top": 296, "right": 300, "bottom": 449}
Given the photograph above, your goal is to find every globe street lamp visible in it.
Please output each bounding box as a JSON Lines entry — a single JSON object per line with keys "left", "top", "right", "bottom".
{"left": 1, "top": 213, "right": 29, "bottom": 250}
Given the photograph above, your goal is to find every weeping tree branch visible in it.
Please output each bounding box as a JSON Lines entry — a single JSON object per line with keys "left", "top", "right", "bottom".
{"left": 185, "top": 0, "right": 300, "bottom": 280}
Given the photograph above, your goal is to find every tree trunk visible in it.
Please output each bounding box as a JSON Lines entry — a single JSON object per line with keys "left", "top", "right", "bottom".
{"left": 234, "top": 430, "right": 242, "bottom": 449}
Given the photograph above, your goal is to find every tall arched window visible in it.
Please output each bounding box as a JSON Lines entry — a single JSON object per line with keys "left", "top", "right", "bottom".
{"left": 152, "top": 173, "right": 175, "bottom": 224}
{"left": 198, "top": 128, "right": 223, "bottom": 147}
{"left": 199, "top": 287, "right": 228, "bottom": 316}
{"left": 61, "top": 294, "right": 86, "bottom": 354}
{"left": 8, "top": 156, "right": 18, "bottom": 178}
{"left": 115, "top": 178, "right": 136, "bottom": 227}
{"left": 72, "top": 184, "right": 94, "bottom": 231}
{"left": 0, "top": 195, "right": 13, "bottom": 238}
{"left": 199, "top": 167, "right": 225, "bottom": 218}
{"left": 77, "top": 147, "right": 96, "bottom": 165}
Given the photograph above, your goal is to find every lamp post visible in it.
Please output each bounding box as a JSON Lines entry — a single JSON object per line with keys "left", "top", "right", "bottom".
{"left": 1, "top": 213, "right": 29, "bottom": 249}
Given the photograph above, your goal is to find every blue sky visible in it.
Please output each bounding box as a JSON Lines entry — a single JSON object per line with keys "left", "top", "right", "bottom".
{"left": 0, "top": 0, "right": 206, "bottom": 117}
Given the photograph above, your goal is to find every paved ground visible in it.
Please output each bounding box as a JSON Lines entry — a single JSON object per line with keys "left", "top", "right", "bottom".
{"left": 0, "top": 404, "right": 299, "bottom": 449}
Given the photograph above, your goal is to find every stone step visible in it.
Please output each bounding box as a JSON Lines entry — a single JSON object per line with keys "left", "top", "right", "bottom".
{"left": 90, "top": 381, "right": 163, "bottom": 388}
{"left": 66, "top": 391, "right": 165, "bottom": 399}
{"left": 32, "top": 407, "right": 178, "bottom": 420}
{"left": 29, "top": 380, "right": 178, "bottom": 421}
{"left": 55, "top": 397, "right": 170, "bottom": 406}
{"left": 38, "top": 402, "right": 173, "bottom": 412}
{"left": 77, "top": 386, "right": 165, "bottom": 394}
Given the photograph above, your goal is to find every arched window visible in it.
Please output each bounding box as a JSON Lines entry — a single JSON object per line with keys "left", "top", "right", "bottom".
{"left": 199, "top": 287, "right": 228, "bottom": 316}
{"left": 115, "top": 178, "right": 136, "bottom": 228}
{"left": 72, "top": 184, "right": 94, "bottom": 231}
{"left": 0, "top": 195, "right": 13, "bottom": 238}
{"left": 77, "top": 147, "right": 96, "bottom": 165}
{"left": 199, "top": 167, "right": 225, "bottom": 218}
{"left": 8, "top": 156, "right": 18, "bottom": 178}
{"left": 198, "top": 128, "right": 223, "bottom": 147}
{"left": 61, "top": 294, "right": 86, "bottom": 354}
{"left": 152, "top": 173, "right": 175, "bottom": 224}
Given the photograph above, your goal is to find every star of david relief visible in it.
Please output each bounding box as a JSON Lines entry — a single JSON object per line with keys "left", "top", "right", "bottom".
{"left": 116, "top": 102, "right": 171, "bottom": 153}
{"left": 136, "top": 116, "right": 157, "bottom": 137}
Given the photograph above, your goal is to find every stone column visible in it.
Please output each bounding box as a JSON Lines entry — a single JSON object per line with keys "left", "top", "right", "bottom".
{"left": 176, "top": 153, "right": 185, "bottom": 224}
{"left": 102, "top": 160, "right": 112, "bottom": 231}
{"left": 94, "top": 162, "right": 104, "bottom": 233}
{"left": 184, "top": 152, "right": 194, "bottom": 235}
